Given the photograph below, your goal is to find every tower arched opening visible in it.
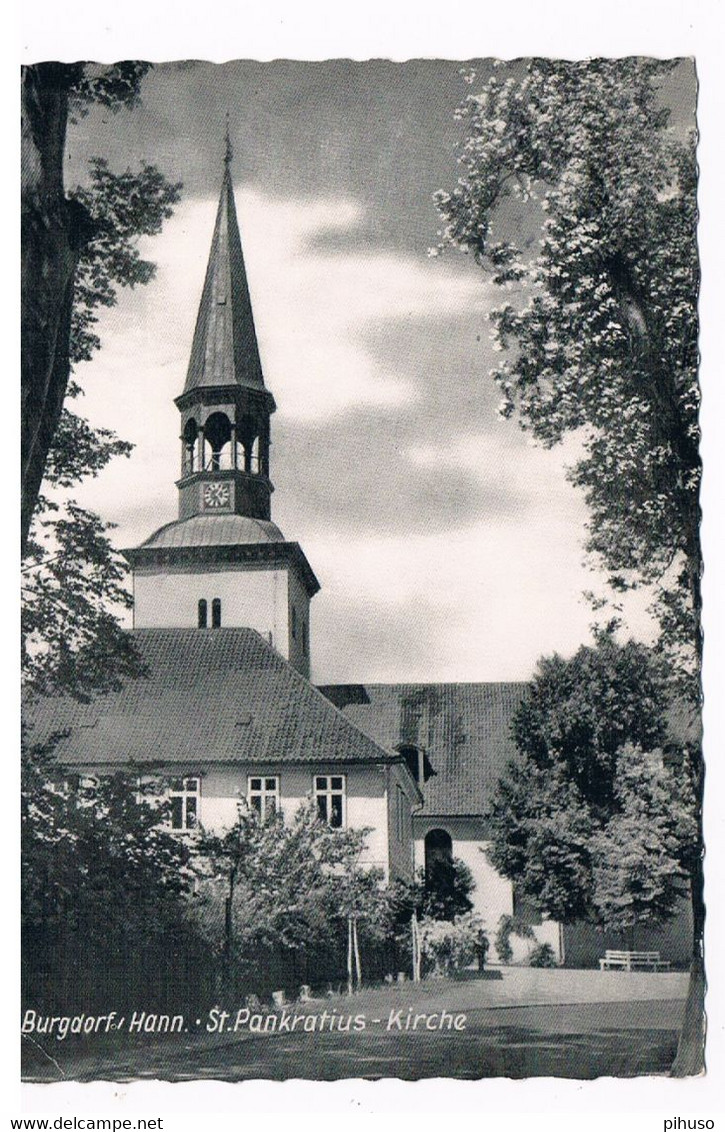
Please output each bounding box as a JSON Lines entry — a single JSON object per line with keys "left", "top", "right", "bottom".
{"left": 203, "top": 412, "right": 232, "bottom": 471}
{"left": 183, "top": 419, "right": 198, "bottom": 474}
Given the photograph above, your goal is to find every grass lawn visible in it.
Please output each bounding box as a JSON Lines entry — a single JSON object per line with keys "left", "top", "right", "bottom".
{"left": 22, "top": 968, "right": 689, "bottom": 1083}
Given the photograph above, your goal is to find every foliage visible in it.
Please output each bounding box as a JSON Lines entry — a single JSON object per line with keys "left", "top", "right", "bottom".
{"left": 494, "top": 914, "right": 536, "bottom": 964}
{"left": 21, "top": 738, "right": 207, "bottom": 1010}
{"left": 21, "top": 400, "right": 142, "bottom": 700}
{"left": 387, "top": 857, "right": 475, "bottom": 926}
{"left": 21, "top": 63, "right": 181, "bottom": 698}
{"left": 22, "top": 499, "right": 144, "bottom": 700}
{"left": 418, "top": 912, "right": 486, "bottom": 976}
{"left": 510, "top": 631, "right": 669, "bottom": 812}
{"left": 528, "top": 942, "right": 557, "bottom": 968}
{"left": 21, "top": 61, "right": 181, "bottom": 554}
{"left": 195, "top": 800, "right": 388, "bottom": 974}
{"left": 486, "top": 637, "right": 699, "bottom": 929}
{"left": 68, "top": 157, "right": 181, "bottom": 366}
{"left": 590, "top": 744, "right": 697, "bottom": 933}
{"left": 67, "top": 62, "right": 152, "bottom": 115}
{"left": 421, "top": 856, "right": 475, "bottom": 920}
{"left": 435, "top": 59, "right": 700, "bottom": 698}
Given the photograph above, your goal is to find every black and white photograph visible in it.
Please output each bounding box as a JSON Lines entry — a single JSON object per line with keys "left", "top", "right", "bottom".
{"left": 19, "top": 23, "right": 715, "bottom": 1103}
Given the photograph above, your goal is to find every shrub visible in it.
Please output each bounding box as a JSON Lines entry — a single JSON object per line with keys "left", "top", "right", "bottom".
{"left": 528, "top": 942, "right": 557, "bottom": 968}
{"left": 494, "top": 914, "right": 535, "bottom": 964}
{"left": 419, "top": 912, "right": 486, "bottom": 976}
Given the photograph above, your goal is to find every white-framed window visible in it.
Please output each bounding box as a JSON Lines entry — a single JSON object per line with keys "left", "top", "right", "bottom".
{"left": 169, "top": 777, "right": 200, "bottom": 831}
{"left": 65, "top": 773, "right": 99, "bottom": 804}
{"left": 314, "top": 774, "right": 346, "bottom": 828}
{"left": 248, "top": 775, "right": 280, "bottom": 821}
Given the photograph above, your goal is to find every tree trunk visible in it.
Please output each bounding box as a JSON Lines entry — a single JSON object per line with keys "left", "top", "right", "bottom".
{"left": 224, "top": 868, "right": 236, "bottom": 965}
{"left": 21, "top": 64, "right": 92, "bottom": 553}
{"left": 671, "top": 855, "right": 706, "bottom": 1075}
{"left": 411, "top": 911, "right": 422, "bottom": 982}
{"left": 346, "top": 916, "right": 353, "bottom": 996}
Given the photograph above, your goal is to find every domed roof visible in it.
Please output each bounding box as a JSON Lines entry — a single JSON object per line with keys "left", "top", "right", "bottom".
{"left": 141, "top": 514, "right": 286, "bottom": 550}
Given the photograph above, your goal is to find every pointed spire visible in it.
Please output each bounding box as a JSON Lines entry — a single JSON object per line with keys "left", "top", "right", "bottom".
{"left": 224, "top": 112, "right": 233, "bottom": 168}
{"left": 182, "top": 128, "right": 265, "bottom": 395}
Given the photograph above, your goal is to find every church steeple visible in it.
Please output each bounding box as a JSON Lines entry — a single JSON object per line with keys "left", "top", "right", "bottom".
{"left": 125, "top": 131, "right": 319, "bottom": 678}
{"left": 174, "top": 138, "right": 276, "bottom": 522}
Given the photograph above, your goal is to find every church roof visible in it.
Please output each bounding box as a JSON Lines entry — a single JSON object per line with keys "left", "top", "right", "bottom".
{"left": 182, "top": 157, "right": 266, "bottom": 396}
{"left": 318, "top": 683, "right": 529, "bottom": 817}
{"left": 139, "top": 514, "right": 286, "bottom": 549}
{"left": 319, "top": 682, "right": 702, "bottom": 819}
{"left": 24, "top": 630, "right": 404, "bottom": 771}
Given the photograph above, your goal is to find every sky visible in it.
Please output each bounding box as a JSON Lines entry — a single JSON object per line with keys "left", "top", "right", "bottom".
{"left": 66, "top": 59, "right": 696, "bottom": 684}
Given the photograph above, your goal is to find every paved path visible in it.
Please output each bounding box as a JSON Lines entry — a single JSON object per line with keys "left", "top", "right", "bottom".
{"left": 22, "top": 970, "right": 689, "bottom": 1083}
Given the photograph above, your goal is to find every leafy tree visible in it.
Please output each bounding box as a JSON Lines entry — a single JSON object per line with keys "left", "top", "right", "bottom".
{"left": 21, "top": 62, "right": 181, "bottom": 552}
{"left": 487, "top": 636, "right": 697, "bottom": 921}
{"left": 21, "top": 64, "right": 190, "bottom": 1027}
{"left": 21, "top": 63, "right": 181, "bottom": 698}
{"left": 421, "top": 856, "right": 475, "bottom": 921}
{"left": 195, "top": 800, "right": 387, "bottom": 993}
{"left": 330, "top": 847, "right": 389, "bottom": 993}
{"left": 510, "top": 634, "right": 670, "bottom": 811}
{"left": 435, "top": 59, "right": 700, "bottom": 695}
{"left": 488, "top": 762, "right": 595, "bottom": 923}
{"left": 486, "top": 635, "right": 700, "bottom": 1073}
{"left": 21, "top": 743, "right": 207, "bottom": 1011}
{"left": 435, "top": 62, "right": 702, "bottom": 1068}
{"left": 591, "top": 743, "right": 697, "bottom": 936}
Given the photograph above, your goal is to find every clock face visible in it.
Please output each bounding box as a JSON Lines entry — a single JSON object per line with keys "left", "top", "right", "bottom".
{"left": 203, "top": 481, "right": 231, "bottom": 510}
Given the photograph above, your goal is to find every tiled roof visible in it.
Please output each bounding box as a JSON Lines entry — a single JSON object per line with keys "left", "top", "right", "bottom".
{"left": 183, "top": 164, "right": 266, "bottom": 395}
{"left": 319, "top": 683, "right": 703, "bottom": 817}
{"left": 24, "top": 630, "right": 400, "bottom": 770}
{"left": 318, "top": 683, "right": 529, "bottom": 816}
{"left": 139, "top": 515, "right": 286, "bottom": 549}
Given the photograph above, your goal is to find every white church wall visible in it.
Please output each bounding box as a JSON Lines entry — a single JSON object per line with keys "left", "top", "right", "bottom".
{"left": 385, "top": 763, "right": 417, "bottom": 882}
{"left": 177, "top": 762, "right": 396, "bottom": 878}
{"left": 133, "top": 566, "right": 292, "bottom": 658}
{"left": 286, "top": 568, "right": 311, "bottom": 678}
{"left": 413, "top": 815, "right": 562, "bottom": 962}
{"left": 414, "top": 815, "right": 514, "bottom": 935}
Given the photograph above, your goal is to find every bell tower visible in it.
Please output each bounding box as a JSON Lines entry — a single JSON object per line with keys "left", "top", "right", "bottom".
{"left": 175, "top": 132, "right": 276, "bottom": 523}
{"left": 124, "top": 134, "right": 319, "bottom": 678}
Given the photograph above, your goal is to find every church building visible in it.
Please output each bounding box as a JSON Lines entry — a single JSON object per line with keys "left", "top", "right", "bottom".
{"left": 27, "top": 143, "right": 422, "bottom": 885}
{"left": 26, "top": 143, "right": 693, "bottom": 968}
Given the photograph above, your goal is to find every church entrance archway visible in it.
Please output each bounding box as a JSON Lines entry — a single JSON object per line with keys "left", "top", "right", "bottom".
{"left": 424, "top": 827, "right": 454, "bottom": 901}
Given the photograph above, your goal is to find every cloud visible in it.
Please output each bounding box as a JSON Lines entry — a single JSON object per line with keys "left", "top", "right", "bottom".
{"left": 71, "top": 179, "right": 656, "bottom": 684}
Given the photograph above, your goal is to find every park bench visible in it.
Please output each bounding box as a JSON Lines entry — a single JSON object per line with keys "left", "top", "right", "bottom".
{"left": 598, "top": 949, "right": 671, "bottom": 972}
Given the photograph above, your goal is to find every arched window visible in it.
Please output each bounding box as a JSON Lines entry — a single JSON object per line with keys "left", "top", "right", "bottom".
{"left": 183, "top": 419, "right": 198, "bottom": 474}
{"left": 424, "top": 828, "right": 454, "bottom": 899}
{"left": 198, "top": 599, "right": 208, "bottom": 628}
{"left": 204, "top": 412, "right": 232, "bottom": 470}
{"left": 211, "top": 598, "right": 221, "bottom": 629}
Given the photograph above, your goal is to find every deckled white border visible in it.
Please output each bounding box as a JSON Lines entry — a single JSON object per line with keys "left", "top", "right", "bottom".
{"left": 10, "top": 0, "right": 725, "bottom": 1120}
